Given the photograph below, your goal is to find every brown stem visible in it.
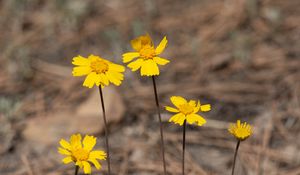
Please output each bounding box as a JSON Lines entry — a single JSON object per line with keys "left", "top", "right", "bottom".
{"left": 74, "top": 166, "right": 79, "bottom": 175}
{"left": 98, "top": 86, "right": 111, "bottom": 175}
{"left": 231, "top": 140, "right": 241, "bottom": 175}
{"left": 182, "top": 120, "right": 186, "bottom": 175}
{"left": 151, "top": 76, "right": 167, "bottom": 175}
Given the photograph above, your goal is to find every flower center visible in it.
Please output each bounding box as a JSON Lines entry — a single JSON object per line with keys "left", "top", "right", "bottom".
{"left": 179, "top": 104, "right": 194, "bottom": 115}
{"left": 140, "top": 45, "right": 156, "bottom": 59}
{"left": 90, "top": 59, "right": 109, "bottom": 74}
{"left": 72, "top": 148, "right": 89, "bottom": 161}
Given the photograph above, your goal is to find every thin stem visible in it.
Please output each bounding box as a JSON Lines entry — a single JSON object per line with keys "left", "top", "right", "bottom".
{"left": 231, "top": 140, "right": 241, "bottom": 175}
{"left": 74, "top": 166, "right": 79, "bottom": 175}
{"left": 182, "top": 120, "right": 186, "bottom": 175}
{"left": 151, "top": 76, "right": 167, "bottom": 175}
{"left": 98, "top": 87, "right": 111, "bottom": 175}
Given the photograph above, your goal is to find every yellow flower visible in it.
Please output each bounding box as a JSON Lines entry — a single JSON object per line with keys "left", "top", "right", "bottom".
{"left": 58, "top": 134, "right": 106, "bottom": 174}
{"left": 72, "top": 55, "right": 125, "bottom": 88}
{"left": 122, "top": 34, "right": 170, "bottom": 76}
{"left": 165, "top": 96, "right": 211, "bottom": 126}
{"left": 228, "top": 120, "right": 252, "bottom": 141}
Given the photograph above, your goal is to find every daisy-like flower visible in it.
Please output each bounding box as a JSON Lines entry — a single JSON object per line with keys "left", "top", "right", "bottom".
{"left": 122, "top": 34, "right": 170, "bottom": 76}
{"left": 228, "top": 120, "right": 252, "bottom": 141}
{"left": 58, "top": 134, "right": 106, "bottom": 174}
{"left": 72, "top": 54, "right": 125, "bottom": 88}
{"left": 165, "top": 96, "right": 211, "bottom": 126}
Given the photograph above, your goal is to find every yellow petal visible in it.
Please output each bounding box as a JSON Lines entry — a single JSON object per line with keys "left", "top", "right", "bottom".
{"left": 131, "top": 39, "right": 142, "bottom": 51}
{"left": 127, "top": 59, "right": 144, "bottom": 71}
{"left": 70, "top": 134, "right": 82, "bottom": 149}
{"left": 109, "top": 63, "right": 125, "bottom": 72}
{"left": 165, "top": 106, "right": 179, "bottom": 113}
{"left": 193, "top": 101, "right": 201, "bottom": 113}
{"left": 59, "top": 139, "right": 71, "bottom": 150}
{"left": 76, "top": 161, "right": 83, "bottom": 169}
{"left": 58, "top": 147, "right": 71, "bottom": 155}
{"left": 62, "top": 156, "right": 73, "bottom": 164}
{"left": 188, "top": 100, "right": 196, "bottom": 107}
{"left": 88, "top": 158, "right": 101, "bottom": 169}
{"left": 169, "top": 113, "right": 185, "bottom": 126}
{"left": 122, "top": 52, "right": 140, "bottom": 63}
{"left": 82, "top": 161, "right": 91, "bottom": 174}
{"left": 72, "top": 55, "right": 90, "bottom": 66}
{"left": 170, "top": 96, "right": 187, "bottom": 108}
{"left": 140, "top": 59, "right": 159, "bottom": 76}
{"left": 89, "top": 151, "right": 107, "bottom": 160}
{"left": 200, "top": 104, "right": 211, "bottom": 112}
{"left": 155, "top": 36, "right": 167, "bottom": 54}
{"left": 186, "top": 114, "right": 206, "bottom": 126}
{"left": 83, "top": 135, "right": 96, "bottom": 152}
{"left": 153, "top": 57, "right": 169, "bottom": 65}
{"left": 83, "top": 72, "right": 98, "bottom": 88}
{"left": 72, "top": 66, "right": 92, "bottom": 76}
{"left": 106, "top": 71, "right": 123, "bottom": 86}
{"left": 98, "top": 73, "right": 109, "bottom": 86}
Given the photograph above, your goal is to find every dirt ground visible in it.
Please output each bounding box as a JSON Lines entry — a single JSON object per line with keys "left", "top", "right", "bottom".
{"left": 0, "top": 0, "right": 300, "bottom": 174}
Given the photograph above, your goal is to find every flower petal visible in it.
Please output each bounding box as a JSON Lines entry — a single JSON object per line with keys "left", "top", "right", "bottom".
{"left": 155, "top": 36, "right": 167, "bottom": 54}
{"left": 200, "top": 104, "right": 211, "bottom": 112}
{"left": 109, "top": 63, "right": 125, "bottom": 72}
{"left": 186, "top": 114, "right": 206, "bottom": 126}
{"left": 106, "top": 71, "right": 123, "bottom": 86}
{"left": 169, "top": 113, "right": 186, "bottom": 126}
{"left": 83, "top": 72, "right": 98, "bottom": 88}
{"left": 70, "top": 134, "right": 82, "bottom": 149}
{"left": 153, "top": 57, "right": 169, "bottom": 65}
{"left": 59, "top": 139, "right": 71, "bottom": 150}
{"left": 165, "top": 106, "right": 179, "bottom": 113}
{"left": 88, "top": 158, "right": 102, "bottom": 169}
{"left": 122, "top": 52, "right": 140, "bottom": 63}
{"left": 83, "top": 135, "right": 96, "bottom": 152}
{"left": 72, "top": 66, "right": 92, "bottom": 76}
{"left": 72, "top": 56, "right": 90, "bottom": 66}
{"left": 62, "top": 156, "right": 73, "bottom": 164}
{"left": 140, "top": 59, "right": 159, "bottom": 76}
{"left": 89, "top": 151, "right": 107, "bottom": 160}
{"left": 127, "top": 58, "right": 144, "bottom": 71}
{"left": 193, "top": 101, "right": 201, "bottom": 113}
{"left": 58, "top": 147, "right": 71, "bottom": 155}
{"left": 170, "top": 96, "right": 187, "bottom": 108}
{"left": 100, "top": 73, "right": 110, "bottom": 86}
{"left": 82, "top": 161, "right": 92, "bottom": 174}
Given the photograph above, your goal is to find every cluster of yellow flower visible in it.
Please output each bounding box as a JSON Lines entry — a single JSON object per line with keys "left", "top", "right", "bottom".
{"left": 58, "top": 34, "right": 253, "bottom": 175}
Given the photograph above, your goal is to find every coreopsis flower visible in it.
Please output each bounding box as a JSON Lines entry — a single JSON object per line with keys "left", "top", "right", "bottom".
{"left": 122, "top": 34, "right": 169, "bottom": 76}
{"left": 228, "top": 120, "right": 252, "bottom": 141}
{"left": 165, "top": 96, "right": 211, "bottom": 126}
{"left": 72, "top": 55, "right": 125, "bottom": 88}
{"left": 58, "top": 134, "right": 106, "bottom": 174}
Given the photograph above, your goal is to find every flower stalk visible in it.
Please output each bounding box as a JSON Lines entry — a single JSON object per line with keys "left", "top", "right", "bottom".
{"left": 98, "top": 86, "right": 111, "bottom": 175}
{"left": 231, "top": 140, "right": 241, "bottom": 175}
{"left": 182, "top": 120, "right": 187, "bottom": 175}
{"left": 74, "top": 166, "right": 79, "bottom": 175}
{"left": 151, "top": 76, "right": 167, "bottom": 175}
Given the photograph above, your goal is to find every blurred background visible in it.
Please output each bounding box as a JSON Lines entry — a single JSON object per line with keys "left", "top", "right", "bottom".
{"left": 0, "top": 0, "right": 300, "bottom": 174}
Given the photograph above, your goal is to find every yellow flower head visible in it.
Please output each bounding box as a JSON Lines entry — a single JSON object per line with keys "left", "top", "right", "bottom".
{"left": 122, "top": 34, "right": 170, "bottom": 76}
{"left": 228, "top": 120, "right": 252, "bottom": 141}
{"left": 165, "top": 96, "right": 211, "bottom": 126}
{"left": 58, "top": 134, "right": 106, "bottom": 174}
{"left": 72, "top": 55, "right": 125, "bottom": 88}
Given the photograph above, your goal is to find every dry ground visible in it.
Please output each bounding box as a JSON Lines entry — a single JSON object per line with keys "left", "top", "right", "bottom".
{"left": 0, "top": 0, "right": 300, "bottom": 174}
